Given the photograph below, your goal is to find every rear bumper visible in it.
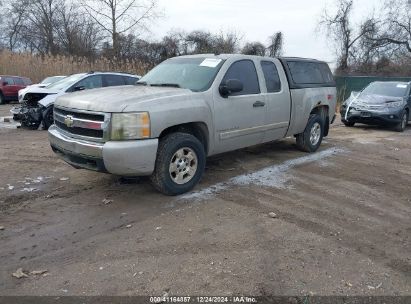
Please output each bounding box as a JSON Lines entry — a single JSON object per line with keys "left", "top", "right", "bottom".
{"left": 48, "top": 125, "right": 158, "bottom": 176}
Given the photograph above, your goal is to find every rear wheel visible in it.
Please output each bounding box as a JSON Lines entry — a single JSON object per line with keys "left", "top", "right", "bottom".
{"left": 394, "top": 110, "right": 408, "bottom": 132}
{"left": 151, "top": 132, "right": 206, "bottom": 195}
{"left": 296, "top": 114, "right": 324, "bottom": 153}
{"left": 0, "top": 92, "right": 5, "bottom": 105}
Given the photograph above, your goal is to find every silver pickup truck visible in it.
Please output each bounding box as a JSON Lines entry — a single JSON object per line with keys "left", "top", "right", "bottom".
{"left": 48, "top": 54, "right": 336, "bottom": 195}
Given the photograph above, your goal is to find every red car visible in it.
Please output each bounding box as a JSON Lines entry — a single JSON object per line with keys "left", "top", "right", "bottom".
{"left": 0, "top": 75, "right": 32, "bottom": 104}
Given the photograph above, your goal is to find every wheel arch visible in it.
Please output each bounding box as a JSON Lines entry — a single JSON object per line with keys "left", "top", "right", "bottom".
{"left": 158, "top": 122, "right": 210, "bottom": 155}
{"left": 310, "top": 105, "right": 330, "bottom": 136}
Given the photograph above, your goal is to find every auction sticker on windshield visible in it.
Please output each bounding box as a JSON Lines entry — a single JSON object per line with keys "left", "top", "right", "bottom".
{"left": 200, "top": 58, "right": 222, "bottom": 68}
{"left": 397, "top": 84, "right": 407, "bottom": 88}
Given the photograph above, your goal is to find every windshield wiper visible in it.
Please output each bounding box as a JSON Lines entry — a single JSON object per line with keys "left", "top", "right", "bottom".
{"left": 136, "top": 81, "right": 148, "bottom": 86}
{"left": 150, "top": 83, "right": 181, "bottom": 88}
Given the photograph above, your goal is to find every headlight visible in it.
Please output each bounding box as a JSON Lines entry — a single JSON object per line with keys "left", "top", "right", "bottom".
{"left": 110, "top": 112, "right": 150, "bottom": 140}
{"left": 385, "top": 101, "right": 403, "bottom": 108}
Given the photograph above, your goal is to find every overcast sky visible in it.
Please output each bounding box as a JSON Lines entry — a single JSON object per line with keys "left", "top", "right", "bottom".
{"left": 153, "top": 0, "right": 383, "bottom": 68}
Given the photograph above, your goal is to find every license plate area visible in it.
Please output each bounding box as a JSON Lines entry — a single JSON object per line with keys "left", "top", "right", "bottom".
{"left": 361, "top": 112, "right": 371, "bottom": 118}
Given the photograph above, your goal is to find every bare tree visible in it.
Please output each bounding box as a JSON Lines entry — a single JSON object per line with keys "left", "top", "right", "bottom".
{"left": 241, "top": 42, "right": 266, "bottom": 56}
{"left": 82, "top": 0, "right": 159, "bottom": 56}
{"left": 364, "top": 0, "right": 411, "bottom": 55}
{"left": 55, "top": 3, "right": 104, "bottom": 57}
{"left": 319, "top": 0, "right": 374, "bottom": 72}
{"left": 267, "top": 32, "right": 283, "bottom": 57}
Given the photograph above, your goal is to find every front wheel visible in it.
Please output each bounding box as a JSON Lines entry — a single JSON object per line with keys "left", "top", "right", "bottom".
{"left": 0, "top": 93, "right": 5, "bottom": 105}
{"left": 151, "top": 132, "right": 206, "bottom": 195}
{"left": 42, "top": 106, "right": 54, "bottom": 130}
{"left": 343, "top": 120, "right": 355, "bottom": 127}
{"left": 394, "top": 110, "right": 408, "bottom": 132}
{"left": 296, "top": 114, "right": 324, "bottom": 153}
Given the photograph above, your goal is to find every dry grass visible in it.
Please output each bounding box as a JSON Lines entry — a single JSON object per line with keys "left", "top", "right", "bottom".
{"left": 0, "top": 50, "right": 149, "bottom": 83}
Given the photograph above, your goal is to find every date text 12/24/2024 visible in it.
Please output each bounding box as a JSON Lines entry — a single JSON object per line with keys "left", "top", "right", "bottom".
{"left": 149, "top": 296, "right": 257, "bottom": 303}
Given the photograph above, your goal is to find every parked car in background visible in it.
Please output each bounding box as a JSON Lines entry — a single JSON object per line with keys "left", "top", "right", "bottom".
{"left": 11, "top": 72, "right": 140, "bottom": 130}
{"left": 0, "top": 75, "right": 32, "bottom": 104}
{"left": 341, "top": 81, "right": 411, "bottom": 132}
{"left": 18, "top": 75, "right": 66, "bottom": 102}
{"left": 48, "top": 54, "right": 336, "bottom": 195}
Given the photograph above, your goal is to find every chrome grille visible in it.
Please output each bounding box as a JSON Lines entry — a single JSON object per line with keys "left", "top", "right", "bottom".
{"left": 53, "top": 107, "right": 109, "bottom": 141}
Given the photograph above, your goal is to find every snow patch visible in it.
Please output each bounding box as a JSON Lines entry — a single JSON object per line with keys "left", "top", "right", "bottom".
{"left": 181, "top": 147, "right": 346, "bottom": 201}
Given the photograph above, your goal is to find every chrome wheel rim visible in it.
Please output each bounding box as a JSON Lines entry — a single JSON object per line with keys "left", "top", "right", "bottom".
{"left": 310, "top": 122, "right": 321, "bottom": 146}
{"left": 169, "top": 147, "right": 198, "bottom": 185}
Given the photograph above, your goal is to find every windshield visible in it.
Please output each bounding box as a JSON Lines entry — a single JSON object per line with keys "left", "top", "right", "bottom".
{"left": 138, "top": 57, "right": 225, "bottom": 92}
{"left": 41, "top": 76, "right": 65, "bottom": 84}
{"left": 361, "top": 82, "right": 409, "bottom": 98}
{"left": 46, "top": 74, "right": 85, "bottom": 91}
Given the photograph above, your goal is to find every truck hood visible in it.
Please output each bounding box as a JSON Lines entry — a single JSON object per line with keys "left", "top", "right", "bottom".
{"left": 54, "top": 85, "right": 194, "bottom": 112}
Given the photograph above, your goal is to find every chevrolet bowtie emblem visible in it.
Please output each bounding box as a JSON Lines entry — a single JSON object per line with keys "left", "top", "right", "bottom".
{"left": 64, "top": 115, "right": 74, "bottom": 128}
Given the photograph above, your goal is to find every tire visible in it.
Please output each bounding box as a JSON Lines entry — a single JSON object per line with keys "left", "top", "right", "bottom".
{"left": 394, "top": 110, "right": 408, "bottom": 132}
{"left": 343, "top": 120, "right": 355, "bottom": 127}
{"left": 42, "top": 106, "right": 54, "bottom": 130}
{"left": 296, "top": 114, "right": 324, "bottom": 153}
{"left": 151, "top": 132, "right": 206, "bottom": 195}
{"left": 0, "top": 92, "right": 5, "bottom": 105}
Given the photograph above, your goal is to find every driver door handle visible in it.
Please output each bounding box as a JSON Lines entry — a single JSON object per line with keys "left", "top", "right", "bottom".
{"left": 253, "top": 101, "right": 265, "bottom": 108}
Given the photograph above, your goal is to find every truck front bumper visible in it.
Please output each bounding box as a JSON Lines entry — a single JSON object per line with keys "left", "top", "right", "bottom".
{"left": 48, "top": 125, "right": 158, "bottom": 176}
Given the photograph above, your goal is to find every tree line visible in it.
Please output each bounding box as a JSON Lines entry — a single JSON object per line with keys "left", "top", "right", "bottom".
{"left": 319, "top": 0, "right": 411, "bottom": 76}
{"left": 0, "top": 0, "right": 283, "bottom": 70}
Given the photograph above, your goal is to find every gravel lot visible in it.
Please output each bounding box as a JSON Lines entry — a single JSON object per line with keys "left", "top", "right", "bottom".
{"left": 0, "top": 104, "right": 410, "bottom": 296}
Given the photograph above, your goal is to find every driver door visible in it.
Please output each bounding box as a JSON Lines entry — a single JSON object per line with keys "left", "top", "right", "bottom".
{"left": 213, "top": 59, "right": 266, "bottom": 154}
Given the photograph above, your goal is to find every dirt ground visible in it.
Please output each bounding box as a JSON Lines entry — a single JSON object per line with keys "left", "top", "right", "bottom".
{"left": 0, "top": 103, "right": 410, "bottom": 297}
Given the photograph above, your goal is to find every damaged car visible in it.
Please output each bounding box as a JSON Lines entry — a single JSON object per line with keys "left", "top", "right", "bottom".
{"left": 18, "top": 75, "right": 66, "bottom": 103}
{"left": 11, "top": 72, "right": 140, "bottom": 130}
{"left": 340, "top": 81, "right": 411, "bottom": 132}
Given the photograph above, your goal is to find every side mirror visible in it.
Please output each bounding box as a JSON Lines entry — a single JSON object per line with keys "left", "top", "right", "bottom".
{"left": 3, "top": 81, "right": 8, "bottom": 86}
{"left": 219, "top": 79, "right": 243, "bottom": 97}
{"left": 73, "top": 86, "right": 86, "bottom": 92}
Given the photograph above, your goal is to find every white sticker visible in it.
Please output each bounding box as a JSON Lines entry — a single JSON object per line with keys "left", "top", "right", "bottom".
{"left": 200, "top": 58, "right": 222, "bottom": 68}
{"left": 397, "top": 84, "right": 407, "bottom": 88}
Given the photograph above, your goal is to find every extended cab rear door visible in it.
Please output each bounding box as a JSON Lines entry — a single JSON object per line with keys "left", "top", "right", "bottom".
{"left": 258, "top": 59, "right": 291, "bottom": 142}
{"left": 213, "top": 58, "right": 266, "bottom": 154}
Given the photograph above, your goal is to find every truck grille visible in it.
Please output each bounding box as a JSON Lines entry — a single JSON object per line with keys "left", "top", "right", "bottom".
{"left": 54, "top": 107, "right": 107, "bottom": 140}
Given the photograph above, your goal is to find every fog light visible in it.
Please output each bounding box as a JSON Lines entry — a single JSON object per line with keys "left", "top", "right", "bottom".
{"left": 390, "top": 115, "right": 394, "bottom": 119}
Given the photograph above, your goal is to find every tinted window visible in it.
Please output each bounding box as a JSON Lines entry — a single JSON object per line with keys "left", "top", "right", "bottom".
{"left": 287, "top": 61, "right": 324, "bottom": 84}
{"left": 124, "top": 76, "right": 138, "bottom": 85}
{"left": 222, "top": 60, "right": 260, "bottom": 96}
{"left": 319, "top": 63, "right": 334, "bottom": 83}
{"left": 74, "top": 75, "right": 103, "bottom": 90}
{"left": 261, "top": 61, "right": 281, "bottom": 93}
{"left": 104, "top": 75, "right": 125, "bottom": 87}
{"left": 13, "top": 77, "right": 25, "bottom": 85}
{"left": 4, "top": 77, "right": 15, "bottom": 85}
